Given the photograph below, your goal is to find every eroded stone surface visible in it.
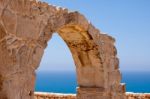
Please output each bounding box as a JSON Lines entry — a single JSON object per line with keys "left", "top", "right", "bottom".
{"left": 0, "top": 0, "right": 125, "bottom": 99}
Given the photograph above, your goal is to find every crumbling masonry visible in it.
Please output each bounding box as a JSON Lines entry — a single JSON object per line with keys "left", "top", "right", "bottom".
{"left": 0, "top": 0, "right": 126, "bottom": 99}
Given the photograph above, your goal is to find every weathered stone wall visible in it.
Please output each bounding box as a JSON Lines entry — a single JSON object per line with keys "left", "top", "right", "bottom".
{"left": 34, "top": 92, "right": 150, "bottom": 99}
{"left": 34, "top": 92, "right": 76, "bottom": 99}
{"left": 126, "top": 93, "right": 150, "bottom": 99}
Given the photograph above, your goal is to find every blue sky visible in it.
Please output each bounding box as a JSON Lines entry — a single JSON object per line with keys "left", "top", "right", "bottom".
{"left": 37, "top": 0, "right": 150, "bottom": 72}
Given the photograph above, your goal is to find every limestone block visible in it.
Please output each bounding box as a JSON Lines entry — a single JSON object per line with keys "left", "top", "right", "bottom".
{"left": 108, "top": 70, "right": 121, "bottom": 86}
{"left": 65, "top": 12, "right": 89, "bottom": 31}
{"left": 29, "top": 46, "right": 44, "bottom": 69}
{"left": 0, "top": 0, "right": 10, "bottom": 10}
{"left": 16, "top": 16, "right": 40, "bottom": 39}
{"left": 2, "top": 8, "right": 17, "bottom": 34}
{"left": 77, "top": 87, "right": 110, "bottom": 99}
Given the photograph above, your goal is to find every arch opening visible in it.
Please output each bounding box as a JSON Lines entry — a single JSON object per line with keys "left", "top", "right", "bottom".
{"left": 35, "top": 33, "right": 77, "bottom": 93}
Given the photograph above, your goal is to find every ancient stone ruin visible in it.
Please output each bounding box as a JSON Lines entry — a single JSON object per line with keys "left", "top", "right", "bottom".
{"left": 0, "top": 0, "right": 148, "bottom": 99}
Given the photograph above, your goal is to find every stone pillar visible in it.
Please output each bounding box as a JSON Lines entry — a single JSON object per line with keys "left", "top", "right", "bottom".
{"left": 0, "top": 28, "right": 45, "bottom": 98}
{"left": 0, "top": 39, "right": 38, "bottom": 99}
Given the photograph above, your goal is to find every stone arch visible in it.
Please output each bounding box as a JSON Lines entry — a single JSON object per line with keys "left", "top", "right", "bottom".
{"left": 0, "top": 0, "right": 126, "bottom": 99}
{"left": 47, "top": 12, "right": 106, "bottom": 88}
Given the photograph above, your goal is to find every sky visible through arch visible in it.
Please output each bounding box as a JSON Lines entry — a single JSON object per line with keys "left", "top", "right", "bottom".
{"left": 37, "top": 0, "right": 150, "bottom": 72}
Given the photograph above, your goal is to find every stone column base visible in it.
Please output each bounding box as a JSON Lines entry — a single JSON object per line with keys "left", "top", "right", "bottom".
{"left": 77, "top": 87, "right": 111, "bottom": 99}
{"left": 77, "top": 87, "right": 126, "bottom": 99}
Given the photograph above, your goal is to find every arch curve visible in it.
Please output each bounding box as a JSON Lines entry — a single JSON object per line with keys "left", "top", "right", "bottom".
{"left": 0, "top": 0, "right": 126, "bottom": 99}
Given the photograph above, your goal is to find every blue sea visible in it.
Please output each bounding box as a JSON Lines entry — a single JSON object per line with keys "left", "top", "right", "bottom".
{"left": 35, "top": 71, "right": 150, "bottom": 93}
